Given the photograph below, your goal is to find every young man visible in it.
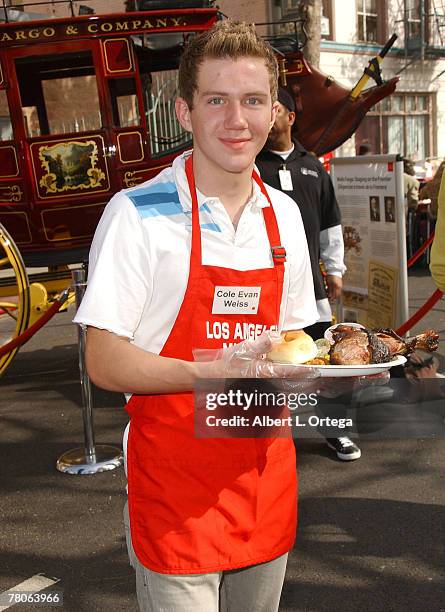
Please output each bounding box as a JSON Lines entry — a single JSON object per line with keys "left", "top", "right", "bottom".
{"left": 256, "top": 88, "right": 361, "bottom": 461}
{"left": 74, "top": 21, "right": 319, "bottom": 611}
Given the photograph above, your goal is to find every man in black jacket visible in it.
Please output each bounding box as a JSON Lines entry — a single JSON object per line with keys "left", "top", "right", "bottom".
{"left": 256, "top": 88, "right": 361, "bottom": 461}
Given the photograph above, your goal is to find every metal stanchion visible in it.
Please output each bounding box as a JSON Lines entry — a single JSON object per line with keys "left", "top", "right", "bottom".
{"left": 57, "top": 266, "right": 124, "bottom": 474}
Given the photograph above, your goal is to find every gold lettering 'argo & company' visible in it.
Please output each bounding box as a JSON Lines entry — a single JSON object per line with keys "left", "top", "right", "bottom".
{"left": 0, "top": 17, "right": 186, "bottom": 43}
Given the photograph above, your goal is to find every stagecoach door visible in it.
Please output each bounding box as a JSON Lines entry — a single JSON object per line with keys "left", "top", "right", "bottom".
{"left": 0, "top": 34, "right": 192, "bottom": 259}
{"left": 2, "top": 39, "right": 116, "bottom": 258}
{"left": 102, "top": 35, "right": 192, "bottom": 190}
{"left": 100, "top": 37, "right": 150, "bottom": 190}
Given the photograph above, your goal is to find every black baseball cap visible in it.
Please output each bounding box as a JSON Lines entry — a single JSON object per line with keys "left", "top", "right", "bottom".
{"left": 277, "top": 88, "right": 295, "bottom": 113}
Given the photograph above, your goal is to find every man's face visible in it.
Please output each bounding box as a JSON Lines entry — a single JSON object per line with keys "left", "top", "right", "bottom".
{"left": 266, "top": 101, "right": 294, "bottom": 148}
{"left": 176, "top": 57, "right": 277, "bottom": 175}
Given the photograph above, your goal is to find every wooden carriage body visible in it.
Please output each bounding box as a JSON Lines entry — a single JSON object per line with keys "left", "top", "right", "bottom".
{"left": 0, "top": 7, "right": 218, "bottom": 265}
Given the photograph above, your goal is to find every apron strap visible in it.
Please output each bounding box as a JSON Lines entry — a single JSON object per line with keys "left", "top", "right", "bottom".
{"left": 185, "top": 154, "right": 203, "bottom": 269}
{"left": 252, "top": 169, "right": 287, "bottom": 266}
{"left": 185, "top": 155, "right": 286, "bottom": 269}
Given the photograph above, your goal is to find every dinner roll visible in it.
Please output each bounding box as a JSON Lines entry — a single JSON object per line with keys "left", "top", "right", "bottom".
{"left": 267, "top": 330, "right": 318, "bottom": 364}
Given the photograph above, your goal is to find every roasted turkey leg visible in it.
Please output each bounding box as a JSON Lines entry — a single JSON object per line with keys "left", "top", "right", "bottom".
{"left": 375, "top": 329, "right": 439, "bottom": 356}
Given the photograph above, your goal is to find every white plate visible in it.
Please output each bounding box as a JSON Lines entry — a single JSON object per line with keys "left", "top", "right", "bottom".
{"left": 299, "top": 354, "right": 407, "bottom": 377}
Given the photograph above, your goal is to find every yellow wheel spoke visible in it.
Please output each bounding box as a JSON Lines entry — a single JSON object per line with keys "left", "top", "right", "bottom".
{"left": 0, "top": 302, "right": 18, "bottom": 321}
{"left": 0, "top": 223, "right": 30, "bottom": 374}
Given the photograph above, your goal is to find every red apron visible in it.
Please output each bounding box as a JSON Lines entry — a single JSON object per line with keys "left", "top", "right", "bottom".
{"left": 126, "top": 155, "right": 297, "bottom": 574}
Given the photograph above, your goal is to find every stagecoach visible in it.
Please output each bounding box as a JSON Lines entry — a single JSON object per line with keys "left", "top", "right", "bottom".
{"left": 0, "top": 0, "right": 398, "bottom": 373}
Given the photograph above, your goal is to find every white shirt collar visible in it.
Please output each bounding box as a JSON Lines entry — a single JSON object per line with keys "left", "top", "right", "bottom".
{"left": 268, "top": 143, "right": 295, "bottom": 160}
{"left": 173, "top": 151, "right": 270, "bottom": 212}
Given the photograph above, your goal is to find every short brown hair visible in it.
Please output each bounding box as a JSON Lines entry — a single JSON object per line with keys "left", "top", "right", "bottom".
{"left": 178, "top": 20, "right": 278, "bottom": 109}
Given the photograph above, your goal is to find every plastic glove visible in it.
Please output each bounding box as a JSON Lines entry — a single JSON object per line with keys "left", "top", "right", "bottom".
{"left": 193, "top": 330, "right": 319, "bottom": 384}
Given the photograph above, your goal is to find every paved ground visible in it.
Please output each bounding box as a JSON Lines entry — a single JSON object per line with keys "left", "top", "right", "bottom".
{"left": 1, "top": 266, "right": 444, "bottom": 611}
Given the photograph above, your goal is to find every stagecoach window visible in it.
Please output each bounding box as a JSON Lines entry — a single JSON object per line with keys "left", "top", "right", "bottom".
{"left": 15, "top": 51, "right": 102, "bottom": 137}
{"left": 0, "top": 90, "right": 13, "bottom": 141}
{"left": 140, "top": 68, "right": 191, "bottom": 158}
{"left": 43, "top": 76, "right": 101, "bottom": 135}
{"left": 108, "top": 78, "right": 140, "bottom": 128}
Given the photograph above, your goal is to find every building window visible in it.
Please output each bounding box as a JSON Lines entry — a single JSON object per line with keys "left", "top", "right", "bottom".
{"left": 357, "top": 0, "right": 385, "bottom": 43}
{"left": 355, "top": 93, "right": 433, "bottom": 161}
{"left": 404, "top": 0, "right": 441, "bottom": 49}
{"left": 281, "top": 0, "right": 300, "bottom": 15}
{"left": 279, "top": 0, "right": 333, "bottom": 40}
{"left": 321, "top": 0, "right": 333, "bottom": 40}
{"left": 405, "top": 0, "right": 422, "bottom": 39}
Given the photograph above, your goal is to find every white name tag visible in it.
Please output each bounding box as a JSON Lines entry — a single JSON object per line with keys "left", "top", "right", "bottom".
{"left": 212, "top": 286, "right": 262, "bottom": 315}
{"left": 279, "top": 169, "right": 293, "bottom": 191}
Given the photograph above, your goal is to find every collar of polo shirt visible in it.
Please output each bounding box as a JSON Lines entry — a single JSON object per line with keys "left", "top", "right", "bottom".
{"left": 173, "top": 152, "right": 270, "bottom": 213}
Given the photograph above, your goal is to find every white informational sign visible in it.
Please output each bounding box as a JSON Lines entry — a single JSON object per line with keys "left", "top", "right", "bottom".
{"left": 330, "top": 155, "right": 409, "bottom": 329}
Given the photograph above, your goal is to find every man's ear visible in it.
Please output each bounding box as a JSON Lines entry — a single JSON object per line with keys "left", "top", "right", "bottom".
{"left": 288, "top": 111, "right": 296, "bottom": 128}
{"left": 175, "top": 97, "right": 193, "bottom": 133}
{"left": 270, "top": 101, "right": 279, "bottom": 129}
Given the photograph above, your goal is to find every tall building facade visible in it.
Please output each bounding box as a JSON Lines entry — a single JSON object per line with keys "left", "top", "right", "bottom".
{"left": 220, "top": 0, "right": 445, "bottom": 167}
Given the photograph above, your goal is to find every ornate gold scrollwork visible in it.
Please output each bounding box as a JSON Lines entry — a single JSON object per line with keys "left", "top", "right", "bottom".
{"left": 0, "top": 184, "right": 23, "bottom": 202}
{"left": 123, "top": 162, "right": 171, "bottom": 189}
{"left": 124, "top": 171, "right": 140, "bottom": 188}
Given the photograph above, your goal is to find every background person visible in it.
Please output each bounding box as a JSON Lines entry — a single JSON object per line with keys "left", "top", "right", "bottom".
{"left": 404, "top": 157, "right": 420, "bottom": 256}
{"left": 256, "top": 88, "right": 361, "bottom": 462}
{"left": 74, "top": 21, "right": 319, "bottom": 612}
{"left": 403, "top": 157, "right": 420, "bottom": 215}
{"left": 419, "top": 159, "right": 445, "bottom": 219}
{"left": 357, "top": 142, "right": 372, "bottom": 156}
{"left": 430, "top": 172, "right": 445, "bottom": 293}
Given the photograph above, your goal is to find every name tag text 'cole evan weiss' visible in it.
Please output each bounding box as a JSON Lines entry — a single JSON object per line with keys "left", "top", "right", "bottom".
{"left": 212, "top": 286, "right": 262, "bottom": 315}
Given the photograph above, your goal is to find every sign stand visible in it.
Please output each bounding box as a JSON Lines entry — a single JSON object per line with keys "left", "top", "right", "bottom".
{"left": 56, "top": 267, "right": 124, "bottom": 474}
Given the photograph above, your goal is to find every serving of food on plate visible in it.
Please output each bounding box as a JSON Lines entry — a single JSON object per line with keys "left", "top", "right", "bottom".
{"left": 267, "top": 324, "right": 439, "bottom": 377}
